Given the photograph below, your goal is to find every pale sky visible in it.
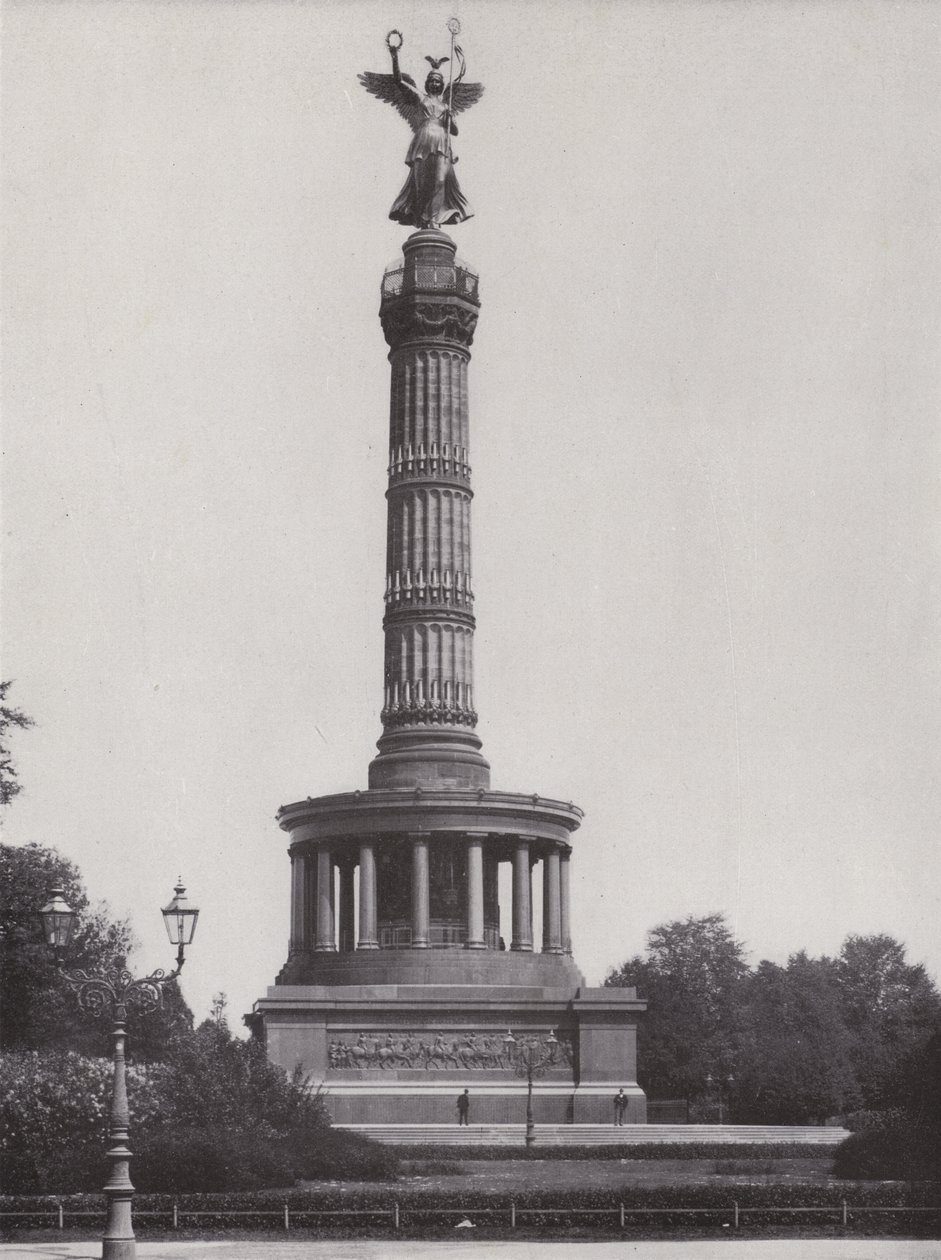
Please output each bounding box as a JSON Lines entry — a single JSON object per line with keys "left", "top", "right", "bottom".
{"left": 3, "top": 0, "right": 940, "bottom": 1033}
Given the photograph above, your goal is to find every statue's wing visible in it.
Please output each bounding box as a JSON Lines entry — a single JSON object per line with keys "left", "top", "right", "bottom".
{"left": 447, "top": 80, "right": 484, "bottom": 116}
{"left": 358, "top": 71, "right": 423, "bottom": 131}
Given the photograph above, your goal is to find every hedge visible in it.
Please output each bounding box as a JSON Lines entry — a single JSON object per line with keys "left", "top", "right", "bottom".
{"left": 387, "top": 1141, "right": 839, "bottom": 1161}
{"left": 4, "top": 1181, "right": 939, "bottom": 1214}
{"left": 834, "top": 1126, "right": 941, "bottom": 1181}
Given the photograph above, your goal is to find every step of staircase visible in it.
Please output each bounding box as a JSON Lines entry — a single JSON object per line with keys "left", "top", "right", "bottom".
{"left": 336, "top": 1123, "right": 850, "bottom": 1146}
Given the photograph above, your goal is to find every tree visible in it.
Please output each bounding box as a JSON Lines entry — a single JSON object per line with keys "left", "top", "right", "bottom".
{"left": 0, "top": 843, "right": 192, "bottom": 1058}
{"left": 606, "top": 913, "right": 750, "bottom": 1102}
{"left": 0, "top": 681, "right": 34, "bottom": 806}
{"left": 607, "top": 913, "right": 941, "bottom": 1127}
{"left": 836, "top": 934, "right": 941, "bottom": 1110}
{"left": 734, "top": 953, "right": 860, "bottom": 1123}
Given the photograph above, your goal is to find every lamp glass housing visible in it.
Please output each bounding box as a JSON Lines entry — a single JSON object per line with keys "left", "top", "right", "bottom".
{"left": 39, "top": 888, "right": 77, "bottom": 950}
{"left": 162, "top": 881, "right": 199, "bottom": 947}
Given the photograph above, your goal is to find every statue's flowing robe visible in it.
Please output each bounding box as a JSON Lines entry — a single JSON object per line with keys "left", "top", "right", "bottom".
{"left": 390, "top": 95, "right": 472, "bottom": 228}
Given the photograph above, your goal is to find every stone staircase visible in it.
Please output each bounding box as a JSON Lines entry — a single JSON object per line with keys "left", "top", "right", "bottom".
{"left": 336, "top": 1122, "right": 850, "bottom": 1146}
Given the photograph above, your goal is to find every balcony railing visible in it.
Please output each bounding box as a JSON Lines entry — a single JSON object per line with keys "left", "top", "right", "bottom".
{"left": 382, "top": 259, "right": 479, "bottom": 302}
{"left": 378, "top": 921, "right": 501, "bottom": 950}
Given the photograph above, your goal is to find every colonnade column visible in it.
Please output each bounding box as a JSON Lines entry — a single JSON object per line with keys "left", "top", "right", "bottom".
{"left": 314, "top": 844, "right": 336, "bottom": 952}
{"left": 465, "top": 832, "right": 486, "bottom": 949}
{"left": 289, "top": 850, "right": 304, "bottom": 955}
{"left": 357, "top": 839, "right": 379, "bottom": 949}
{"left": 338, "top": 859, "right": 356, "bottom": 953}
{"left": 560, "top": 846, "right": 572, "bottom": 955}
{"left": 411, "top": 834, "right": 430, "bottom": 948}
{"left": 542, "top": 847, "right": 563, "bottom": 954}
{"left": 511, "top": 838, "right": 533, "bottom": 951}
{"left": 304, "top": 851, "right": 317, "bottom": 951}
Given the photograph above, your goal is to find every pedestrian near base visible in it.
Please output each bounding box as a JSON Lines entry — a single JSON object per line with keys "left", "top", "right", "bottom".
{"left": 457, "top": 1088, "right": 470, "bottom": 1125}
{"left": 614, "top": 1087, "right": 627, "bottom": 1126}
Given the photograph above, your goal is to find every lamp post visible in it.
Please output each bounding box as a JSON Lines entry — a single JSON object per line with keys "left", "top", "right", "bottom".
{"left": 705, "top": 1072, "right": 735, "bottom": 1125}
{"left": 503, "top": 1028, "right": 558, "bottom": 1148}
{"left": 39, "top": 880, "right": 199, "bottom": 1260}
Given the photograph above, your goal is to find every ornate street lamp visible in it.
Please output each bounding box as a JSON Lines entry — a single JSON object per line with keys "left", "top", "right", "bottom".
{"left": 39, "top": 880, "right": 199, "bottom": 1260}
{"left": 503, "top": 1028, "right": 558, "bottom": 1148}
{"left": 705, "top": 1072, "right": 735, "bottom": 1125}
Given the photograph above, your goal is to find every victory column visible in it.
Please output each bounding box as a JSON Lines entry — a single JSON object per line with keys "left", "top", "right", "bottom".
{"left": 250, "top": 22, "right": 646, "bottom": 1129}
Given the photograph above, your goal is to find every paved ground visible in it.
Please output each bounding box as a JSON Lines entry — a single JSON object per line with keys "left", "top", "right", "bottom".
{"left": 2, "top": 1242, "right": 941, "bottom": 1259}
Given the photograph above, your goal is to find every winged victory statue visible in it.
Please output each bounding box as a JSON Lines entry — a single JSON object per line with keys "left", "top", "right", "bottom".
{"left": 359, "top": 23, "right": 484, "bottom": 230}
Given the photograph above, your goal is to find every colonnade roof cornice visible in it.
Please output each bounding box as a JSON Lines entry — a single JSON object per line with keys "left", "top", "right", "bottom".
{"left": 278, "top": 787, "right": 583, "bottom": 846}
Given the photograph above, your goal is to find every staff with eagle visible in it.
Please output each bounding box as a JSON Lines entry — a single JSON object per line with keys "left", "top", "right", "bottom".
{"left": 359, "top": 20, "right": 484, "bottom": 229}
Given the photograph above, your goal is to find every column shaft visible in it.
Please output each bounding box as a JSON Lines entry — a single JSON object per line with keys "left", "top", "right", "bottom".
{"left": 357, "top": 840, "right": 379, "bottom": 949}
{"left": 560, "top": 847, "right": 572, "bottom": 955}
{"left": 466, "top": 833, "right": 486, "bottom": 949}
{"left": 289, "top": 852, "right": 303, "bottom": 954}
{"left": 411, "top": 835, "right": 430, "bottom": 948}
{"left": 542, "top": 848, "right": 562, "bottom": 954}
{"left": 314, "top": 845, "right": 336, "bottom": 952}
{"left": 338, "top": 860, "right": 355, "bottom": 953}
{"left": 303, "top": 851, "right": 317, "bottom": 950}
{"left": 511, "top": 839, "right": 533, "bottom": 951}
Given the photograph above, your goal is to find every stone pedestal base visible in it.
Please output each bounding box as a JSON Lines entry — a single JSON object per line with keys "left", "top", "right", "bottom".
{"left": 249, "top": 982, "right": 646, "bottom": 1126}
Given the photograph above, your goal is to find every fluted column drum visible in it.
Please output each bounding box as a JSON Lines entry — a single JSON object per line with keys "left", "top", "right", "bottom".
{"left": 369, "top": 230, "right": 490, "bottom": 791}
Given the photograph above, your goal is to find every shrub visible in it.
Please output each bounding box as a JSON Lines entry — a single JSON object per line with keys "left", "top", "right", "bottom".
{"left": 0, "top": 1050, "right": 166, "bottom": 1194}
{"left": 288, "top": 1124, "right": 398, "bottom": 1182}
{"left": 133, "top": 1125, "right": 296, "bottom": 1192}
{"left": 0, "top": 1035, "right": 398, "bottom": 1193}
{"left": 833, "top": 1125, "right": 941, "bottom": 1181}
{"left": 843, "top": 1108, "right": 907, "bottom": 1133}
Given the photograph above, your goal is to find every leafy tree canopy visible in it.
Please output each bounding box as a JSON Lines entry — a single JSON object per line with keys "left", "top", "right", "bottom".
{"left": 836, "top": 933, "right": 941, "bottom": 1109}
{"left": 606, "top": 913, "right": 749, "bottom": 1101}
{"left": 606, "top": 913, "right": 941, "bottom": 1124}
{"left": 0, "top": 681, "right": 33, "bottom": 807}
{"left": 735, "top": 953, "right": 860, "bottom": 1123}
{"left": 0, "top": 843, "right": 192, "bottom": 1058}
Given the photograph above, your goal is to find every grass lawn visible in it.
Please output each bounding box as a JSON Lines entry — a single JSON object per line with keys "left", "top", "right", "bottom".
{"left": 6, "top": 1157, "right": 938, "bottom": 1243}
{"left": 378, "top": 1156, "right": 839, "bottom": 1195}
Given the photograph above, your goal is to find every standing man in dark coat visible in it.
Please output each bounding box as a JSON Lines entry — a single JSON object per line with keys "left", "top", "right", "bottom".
{"left": 614, "top": 1088, "right": 628, "bottom": 1126}
{"left": 457, "top": 1088, "right": 470, "bottom": 1125}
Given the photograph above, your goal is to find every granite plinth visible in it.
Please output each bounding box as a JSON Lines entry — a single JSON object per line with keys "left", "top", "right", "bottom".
{"left": 250, "top": 983, "right": 646, "bottom": 1126}
{"left": 276, "top": 949, "right": 583, "bottom": 988}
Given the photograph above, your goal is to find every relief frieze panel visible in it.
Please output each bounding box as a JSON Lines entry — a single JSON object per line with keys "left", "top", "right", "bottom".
{"left": 328, "top": 1030, "right": 573, "bottom": 1072}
